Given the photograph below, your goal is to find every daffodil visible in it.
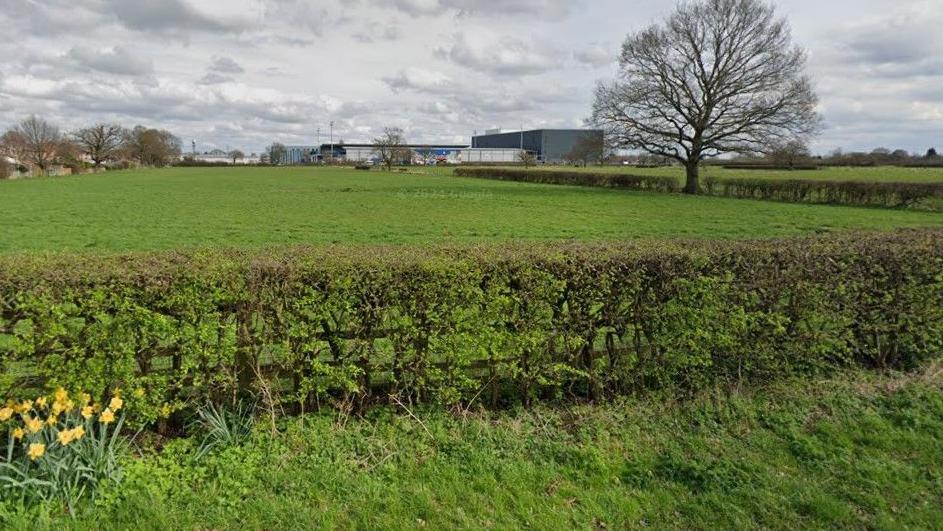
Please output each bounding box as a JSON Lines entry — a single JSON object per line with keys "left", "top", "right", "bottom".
{"left": 11, "top": 427, "right": 24, "bottom": 440}
{"left": 27, "top": 443, "right": 46, "bottom": 461}
{"left": 100, "top": 408, "right": 115, "bottom": 424}
{"left": 35, "top": 396, "right": 48, "bottom": 408}
{"left": 81, "top": 405, "right": 94, "bottom": 420}
{"left": 109, "top": 396, "right": 124, "bottom": 411}
{"left": 46, "top": 414, "right": 59, "bottom": 427}
{"left": 54, "top": 388, "right": 68, "bottom": 402}
{"left": 15, "top": 400, "right": 32, "bottom": 414}
{"left": 0, "top": 407, "right": 13, "bottom": 422}
{"left": 24, "top": 416, "right": 43, "bottom": 434}
{"left": 57, "top": 428, "right": 75, "bottom": 446}
{"left": 71, "top": 425, "right": 86, "bottom": 441}
{"left": 79, "top": 393, "right": 92, "bottom": 406}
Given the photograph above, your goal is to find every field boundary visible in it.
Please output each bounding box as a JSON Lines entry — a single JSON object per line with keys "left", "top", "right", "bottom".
{"left": 2, "top": 229, "right": 941, "bottom": 427}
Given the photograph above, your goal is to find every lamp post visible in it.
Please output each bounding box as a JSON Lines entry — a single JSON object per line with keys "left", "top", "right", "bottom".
{"left": 329, "top": 121, "right": 335, "bottom": 164}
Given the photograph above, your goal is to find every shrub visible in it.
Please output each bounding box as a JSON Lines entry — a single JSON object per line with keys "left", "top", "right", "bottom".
{"left": 0, "top": 389, "right": 127, "bottom": 513}
{"left": 703, "top": 177, "right": 943, "bottom": 209}
{"left": 0, "top": 230, "right": 941, "bottom": 425}
{"left": 454, "top": 168, "right": 680, "bottom": 193}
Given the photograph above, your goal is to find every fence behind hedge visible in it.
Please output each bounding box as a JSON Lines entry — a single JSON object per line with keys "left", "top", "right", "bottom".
{"left": 1, "top": 230, "right": 942, "bottom": 426}
{"left": 453, "top": 168, "right": 680, "bottom": 193}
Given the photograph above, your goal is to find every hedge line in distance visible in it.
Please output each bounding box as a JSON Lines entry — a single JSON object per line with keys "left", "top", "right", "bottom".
{"left": 454, "top": 168, "right": 943, "bottom": 209}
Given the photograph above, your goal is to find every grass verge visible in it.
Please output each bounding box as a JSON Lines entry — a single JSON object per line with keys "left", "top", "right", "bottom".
{"left": 4, "top": 365, "right": 942, "bottom": 529}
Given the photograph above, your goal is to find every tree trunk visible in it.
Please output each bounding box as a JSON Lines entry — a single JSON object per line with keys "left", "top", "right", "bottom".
{"left": 684, "top": 162, "right": 700, "bottom": 194}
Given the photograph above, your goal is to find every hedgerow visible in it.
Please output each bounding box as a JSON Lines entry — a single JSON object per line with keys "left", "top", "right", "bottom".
{"left": 453, "top": 168, "right": 679, "bottom": 193}
{"left": 0, "top": 230, "right": 941, "bottom": 427}
{"left": 704, "top": 177, "right": 943, "bottom": 208}
{"left": 454, "top": 168, "right": 943, "bottom": 209}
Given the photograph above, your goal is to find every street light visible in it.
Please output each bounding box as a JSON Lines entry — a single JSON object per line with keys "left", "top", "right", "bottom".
{"left": 329, "top": 121, "right": 335, "bottom": 164}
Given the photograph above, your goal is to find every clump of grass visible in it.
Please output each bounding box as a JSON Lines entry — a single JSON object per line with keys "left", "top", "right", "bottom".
{"left": 189, "top": 401, "right": 255, "bottom": 460}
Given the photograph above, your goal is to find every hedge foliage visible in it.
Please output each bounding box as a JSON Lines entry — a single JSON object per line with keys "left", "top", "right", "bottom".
{"left": 704, "top": 177, "right": 943, "bottom": 209}
{"left": 454, "top": 168, "right": 680, "bottom": 193}
{"left": 1, "top": 230, "right": 942, "bottom": 426}
{"left": 455, "top": 168, "right": 943, "bottom": 209}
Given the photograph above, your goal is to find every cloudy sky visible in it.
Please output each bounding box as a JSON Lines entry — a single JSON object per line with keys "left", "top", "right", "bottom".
{"left": 1, "top": 0, "right": 940, "bottom": 154}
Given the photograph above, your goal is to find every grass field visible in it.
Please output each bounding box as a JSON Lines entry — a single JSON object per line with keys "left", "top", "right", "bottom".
{"left": 1, "top": 166, "right": 942, "bottom": 253}
{"left": 7, "top": 367, "right": 941, "bottom": 530}
{"left": 508, "top": 164, "right": 943, "bottom": 183}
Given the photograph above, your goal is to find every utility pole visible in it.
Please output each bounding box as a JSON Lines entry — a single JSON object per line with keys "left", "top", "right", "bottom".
{"left": 329, "top": 121, "right": 335, "bottom": 164}
{"left": 317, "top": 127, "right": 321, "bottom": 163}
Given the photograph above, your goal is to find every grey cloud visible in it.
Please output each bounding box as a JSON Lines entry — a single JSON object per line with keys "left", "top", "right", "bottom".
{"left": 435, "top": 33, "right": 559, "bottom": 76}
{"left": 373, "top": 0, "right": 574, "bottom": 20}
{"left": 208, "top": 57, "right": 245, "bottom": 75}
{"left": 573, "top": 45, "right": 614, "bottom": 69}
{"left": 104, "top": 0, "right": 245, "bottom": 35}
{"left": 66, "top": 47, "right": 154, "bottom": 76}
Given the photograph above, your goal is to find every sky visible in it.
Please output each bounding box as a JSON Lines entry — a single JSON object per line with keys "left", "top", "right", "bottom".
{"left": 0, "top": 0, "right": 941, "bottom": 155}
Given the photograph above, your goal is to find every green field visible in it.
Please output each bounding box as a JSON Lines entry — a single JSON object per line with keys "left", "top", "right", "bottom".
{"left": 2, "top": 166, "right": 942, "bottom": 253}
{"left": 10, "top": 367, "right": 941, "bottom": 530}
{"left": 517, "top": 164, "right": 943, "bottom": 183}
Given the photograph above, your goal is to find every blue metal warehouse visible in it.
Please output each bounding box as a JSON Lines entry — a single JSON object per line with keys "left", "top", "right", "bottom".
{"left": 471, "top": 129, "right": 604, "bottom": 163}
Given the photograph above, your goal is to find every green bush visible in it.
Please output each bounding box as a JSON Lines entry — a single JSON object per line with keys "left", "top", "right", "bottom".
{"left": 454, "top": 168, "right": 680, "bottom": 193}
{"left": 704, "top": 177, "right": 943, "bottom": 208}
{"left": 1, "top": 230, "right": 941, "bottom": 426}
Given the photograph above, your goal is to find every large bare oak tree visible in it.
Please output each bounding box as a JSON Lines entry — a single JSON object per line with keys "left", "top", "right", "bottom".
{"left": 592, "top": 0, "right": 820, "bottom": 193}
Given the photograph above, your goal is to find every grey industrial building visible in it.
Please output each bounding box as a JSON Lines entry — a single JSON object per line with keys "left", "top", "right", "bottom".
{"left": 472, "top": 129, "right": 604, "bottom": 163}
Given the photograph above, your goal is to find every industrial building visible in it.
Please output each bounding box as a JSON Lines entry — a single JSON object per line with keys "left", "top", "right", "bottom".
{"left": 318, "top": 144, "right": 522, "bottom": 164}
{"left": 472, "top": 129, "right": 604, "bottom": 163}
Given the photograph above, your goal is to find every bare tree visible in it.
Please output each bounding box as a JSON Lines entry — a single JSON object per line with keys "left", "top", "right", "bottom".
{"left": 518, "top": 150, "right": 537, "bottom": 168}
{"left": 564, "top": 132, "right": 606, "bottom": 166}
{"left": 0, "top": 130, "right": 28, "bottom": 164}
{"left": 268, "top": 143, "right": 287, "bottom": 165}
{"left": 592, "top": 0, "right": 820, "bottom": 193}
{"left": 124, "top": 126, "right": 182, "bottom": 167}
{"left": 73, "top": 124, "right": 126, "bottom": 167}
{"left": 766, "top": 139, "right": 811, "bottom": 168}
{"left": 373, "top": 127, "right": 412, "bottom": 171}
{"left": 229, "top": 150, "right": 245, "bottom": 164}
{"left": 12, "top": 116, "right": 62, "bottom": 175}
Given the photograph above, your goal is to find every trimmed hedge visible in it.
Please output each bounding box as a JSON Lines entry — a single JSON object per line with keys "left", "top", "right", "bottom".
{"left": 704, "top": 177, "right": 943, "bottom": 208}
{"left": 1, "top": 230, "right": 942, "bottom": 426}
{"left": 454, "top": 168, "right": 679, "bottom": 193}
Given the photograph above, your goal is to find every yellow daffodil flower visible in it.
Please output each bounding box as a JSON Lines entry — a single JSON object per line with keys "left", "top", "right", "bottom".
{"left": 27, "top": 443, "right": 46, "bottom": 461}
{"left": 57, "top": 429, "right": 75, "bottom": 446}
{"left": 100, "top": 408, "right": 115, "bottom": 424}
{"left": 109, "top": 396, "right": 124, "bottom": 412}
{"left": 35, "top": 397, "right": 48, "bottom": 408}
{"left": 12, "top": 427, "right": 25, "bottom": 440}
{"left": 81, "top": 405, "right": 94, "bottom": 420}
{"left": 71, "top": 425, "right": 86, "bottom": 441}
{"left": 24, "top": 416, "right": 43, "bottom": 434}
{"left": 46, "top": 415, "right": 59, "bottom": 427}
{"left": 0, "top": 407, "right": 13, "bottom": 422}
{"left": 80, "top": 393, "right": 92, "bottom": 406}
{"left": 16, "top": 400, "right": 32, "bottom": 414}
{"left": 54, "top": 388, "right": 68, "bottom": 402}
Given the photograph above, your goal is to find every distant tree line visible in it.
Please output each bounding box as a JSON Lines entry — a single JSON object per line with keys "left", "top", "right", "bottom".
{"left": 0, "top": 115, "right": 181, "bottom": 177}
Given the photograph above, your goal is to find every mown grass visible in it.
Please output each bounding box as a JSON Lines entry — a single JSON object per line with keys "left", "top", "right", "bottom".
{"left": 5, "top": 366, "right": 941, "bottom": 530}
{"left": 1, "top": 166, "right": 941, "bottom": 253}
